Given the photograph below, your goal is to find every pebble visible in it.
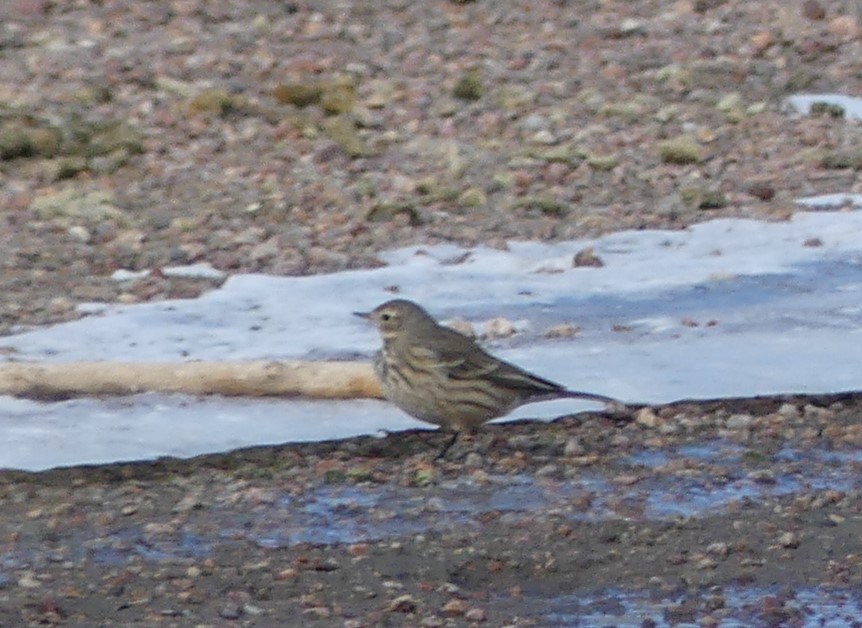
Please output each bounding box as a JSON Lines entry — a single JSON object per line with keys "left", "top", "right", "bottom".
{"left": 385, "top": 594, "right": 417, "bottom": 613}
{"left": 463, "top": 452, "right": 484, "bottom": 468}
{"left": 442, "top": 598, "right": 468, "bottom": 616}
{"left": 726, "top": 414, "right": 753, "bottom": 429}
{"left": 778, "top": 532, "right": 800, "bottom": 549}
{"left": 636, "top": 407, "right": 660, "bottom": 428}
{"left": 17, "top": 572, "right": 41, "bottom": 588}
{"left": 544, "top": 323, "right": 579, "bottom": 338}
{"left": 521, "top": 114, "right": 549, "bottom": 131}
{"left": 482, "top": 317, "right": 517, "bottom": 338}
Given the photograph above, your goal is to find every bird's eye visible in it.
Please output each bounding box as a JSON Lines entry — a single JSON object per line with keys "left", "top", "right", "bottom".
{"left": 380, "top": 313, "right": 392, "bottom": 321}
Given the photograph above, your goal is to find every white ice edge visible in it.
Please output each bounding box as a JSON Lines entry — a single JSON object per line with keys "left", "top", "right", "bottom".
{"left": 0, "top": 196, "right": 861, "bottom": 470}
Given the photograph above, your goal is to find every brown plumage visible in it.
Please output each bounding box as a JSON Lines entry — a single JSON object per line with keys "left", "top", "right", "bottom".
{"left": 355, "top": 299, "right": 617, "bottom": 433}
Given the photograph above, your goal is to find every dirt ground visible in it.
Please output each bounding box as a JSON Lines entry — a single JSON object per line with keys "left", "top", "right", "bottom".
{"left": 1, "top": 0, "right": 862, "bottom": 625}
{"left": 2, "top": 393, "right": 862, "bottom": 626}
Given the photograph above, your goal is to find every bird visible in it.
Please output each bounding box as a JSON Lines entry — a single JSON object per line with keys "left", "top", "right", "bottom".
{"left": 355, "top": 299, "right": 620, "bottom": 454}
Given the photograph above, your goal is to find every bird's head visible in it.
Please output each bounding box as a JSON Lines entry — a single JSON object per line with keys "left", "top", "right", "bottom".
{"left": 354, "top": 299, "right": 433, "bottom": 338}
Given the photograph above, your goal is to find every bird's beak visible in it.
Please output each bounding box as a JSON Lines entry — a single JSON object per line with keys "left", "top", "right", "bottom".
{"left": 353, "top": 311, "right": 370, "bottom": 320}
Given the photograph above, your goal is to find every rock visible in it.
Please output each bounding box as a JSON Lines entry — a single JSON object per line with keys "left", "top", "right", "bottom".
{"left": 587, "top": 154, "right": 618, "bottom": 170}
{"left": 29, "top": 189, "right": 130, "bottom": 226}
{"left": 778, "top": 531, "right": 800, "bottom": 548}
{"left": 453, "top": 69, "right": 483, "bottom": 101}
{"left": 514, "top": 196, "right": 568, "bottom": 216}
{"left": 573, "top": 247, "right": 604, "bottom": 268}
{"left": 186, "top": 89, "right": 241, "bottom": 116}
{"left": 442, "top": 598, "right": 468, "bottom": 616}
{"left": 458, "top": 187, "right": 487, "bottom": 208}
{"left": 322, "top": 115, "right": 372, "bottom": 157}
{"left": 545, "top": 323, "right": 580, "bottom": 339}
{"left": 521, "top": 114, "right": 549, "bottom": 131}
{"left": 366, "top": 201, "right": 420, "bottom": 225}
{"left": 563, "top": 437, "right": 586, "bottom": 456}
{"left": 320, "top": 82, "right": 356, "bottom": 115}
{"left": 273, "top": 81, "right": 324, "bottom": 107}
{"left": 658, "top": 137, "right": 701, "bottom": 164}
{"left": 636, "top": 407, "right": 660, "bottom": 428}
{"left": 385, "top": 594, "right": 418, "bottom": 613}
{"left": 726, "top": 414, "right": 753, "bottom": 429}
{"left": 482, "top": 317, "right": 516, "bottom": 338}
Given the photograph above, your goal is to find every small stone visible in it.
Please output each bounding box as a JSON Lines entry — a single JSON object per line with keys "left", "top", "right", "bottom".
{"left": 618, "top": 18, "right": 646, "bottom": 36}
{"left": 658, "top": 137, "right": 701, "bottom": 164}
{"left": 463, "top": 452, "right": 484, "bottom": 468}
{"left": 172, "top": 494, "right": 203, "bottom": 513}
{"left": 67, "top": 225, "right": 91, "bottom": 243}
{"left": 273, "top": 81, "right": 323, "bottom": 107}
{"left": 706, "top": 542, "right": 730, "bottom": 558}
{"left": 47, "top": 297, "right": 74, "bottom": 316}
{"left": 458, "top": 187, "right": 487, "bottom": 208}
{"left": 275, "top": 568, "right": 298, "bottom": 581}
{"left": 563, "top": 437, "right": 586, "bottom": 456}
{"left": 697, "top": 557, "right": 717, "bottom": 569}
{"left": 586, "top": 154, "right": 618, "bottom": 170}
{"left": 747, "top": 182, "right": 775, "bottom": 201}
{"left": 573, "top": 247, "right": 604, "bottom": 268}
{"left": 777, "top": 403, "right": 800, "bottom": 419}
{"left": 303, "top": 606, "right": 331, "bottom": 618}
{"left": 17, "top": 572, "right": 41, "bottom": 588}
{"left": 636, "top": 407, "right": 660, "bottom": 428}
{"left": 521, "top": 114, "right": 548, "bottom": 131}
{"left": 747, "top": 469, "right": 776, "bottom": 484}
{"left": 749, "top": 30, "right": 774, "bottom": 54}
{"left": 530, "top": 130, "right": 557, "bottom": 145}
{"left": 482, "top": 317, "right": 516, "bottom": 338}
{"left": 545, "top": 323, "right": 579, "bottom": 339}
{"left": 453, "top": 69, "right": 483, "bottom": 101}
{"left": 385, "top": 594, "right": 417, "bottom": 613}
{"left": 465, "top": 607, "right": 488, "bottom": 622}
{"left": 726, "top": 414, "right": 753, "bottom": 429}
{"left": 802, "top": 0, "right": 825, "bottom": 20}
{"left": 536, "top": 464, "right": 560, "bottom": 478}
{"left": 366, "top": 201, "right": 420, "bottom": 225}
{"left": 219, "top": 603, "right": 242, "bottom": 620}
{"left": 778, "top": 531, "right": 800, "bottom": 548}
{"left": 442, "top": 598, "right": 468, "bottom": 616}
{"left": 828, "top": 15, "right": 857, "bottom": 38}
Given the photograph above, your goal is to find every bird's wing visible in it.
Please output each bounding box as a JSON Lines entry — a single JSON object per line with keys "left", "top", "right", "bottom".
{"left": 408, "top": 329, "right": 562, "bottom": 393}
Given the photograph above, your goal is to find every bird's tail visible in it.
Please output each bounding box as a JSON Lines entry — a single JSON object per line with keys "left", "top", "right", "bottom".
{"left": 530, "top": 388, "right": 627, "bottom": 412}
{"left": 558, "top": 389, "right": 619, "bottom": 404}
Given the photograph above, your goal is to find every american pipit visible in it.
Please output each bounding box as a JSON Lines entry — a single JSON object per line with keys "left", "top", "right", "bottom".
{"left": 355, "top": 299, "right": 619, "bottom": 440}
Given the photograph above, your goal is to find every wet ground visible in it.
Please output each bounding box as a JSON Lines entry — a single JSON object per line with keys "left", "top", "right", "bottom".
{"left": 1, "top": 392, "right": 862, "bottom": 626}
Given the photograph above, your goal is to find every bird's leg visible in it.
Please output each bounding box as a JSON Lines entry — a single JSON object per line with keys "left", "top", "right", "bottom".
{"left": 435, "top": 430, "right": 460, "bottom": 460}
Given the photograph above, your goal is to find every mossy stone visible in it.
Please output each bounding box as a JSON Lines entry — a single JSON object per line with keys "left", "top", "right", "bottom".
{"left": 453, "top": 69, "right": 483, "bottom": 101}
{"left": 658, "top": 137, "right": 701, "bottom": 164}
{"left": 366, "top": 201, "right": 420, "bottom": 225}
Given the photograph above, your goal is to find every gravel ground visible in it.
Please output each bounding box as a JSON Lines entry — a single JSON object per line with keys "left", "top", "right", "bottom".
{"left": 1, "top": 0, "right": 862, "bottom": 625}
{"left": 2, "top": 394, "right": 862, "bottom": 626}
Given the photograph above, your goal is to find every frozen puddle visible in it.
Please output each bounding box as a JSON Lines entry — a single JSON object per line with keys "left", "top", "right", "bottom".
{"left": 1, "top": 439, "right": 853, "bottom": 572}
{"left": 2, "top": 201, "right": 862, "bottom": 469}
{"left": 511, "top": 586, "right": 862, "bottom": 627}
